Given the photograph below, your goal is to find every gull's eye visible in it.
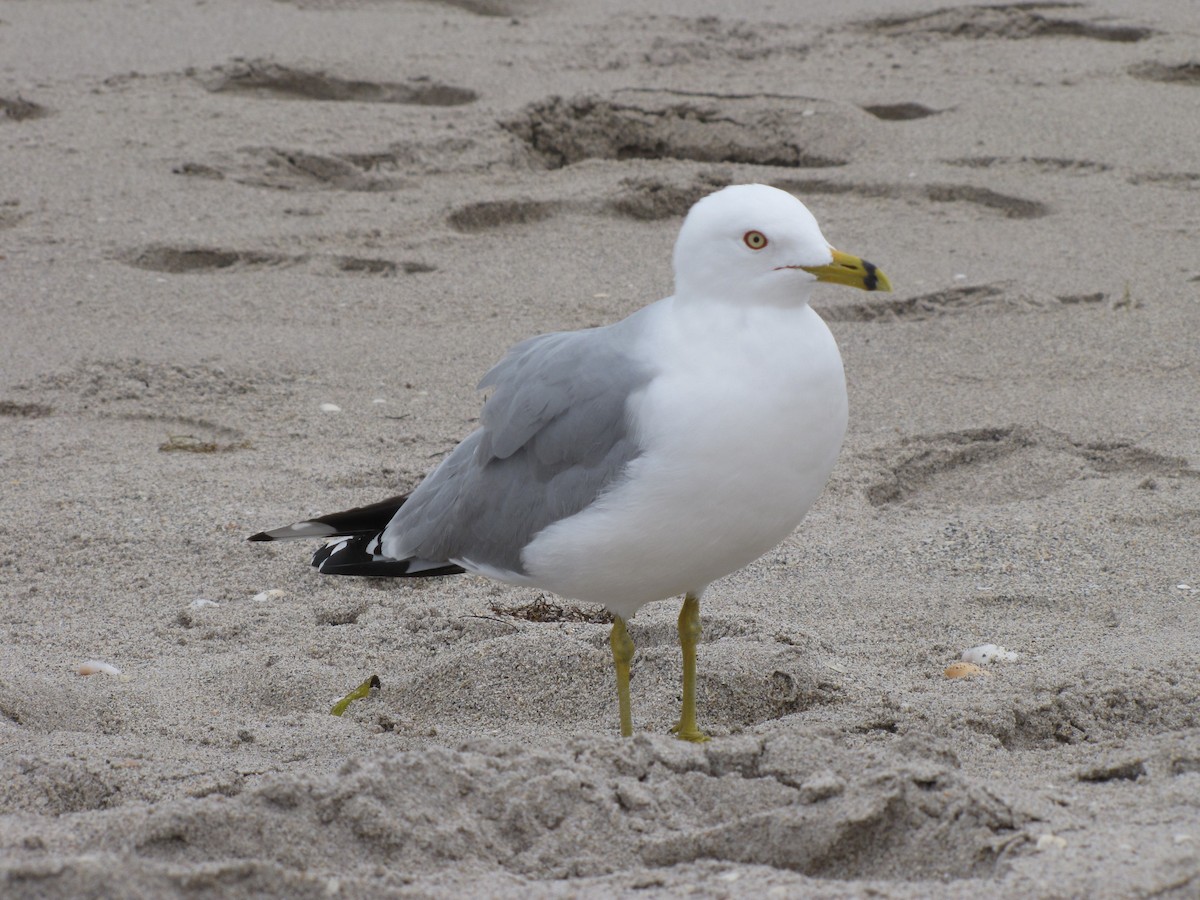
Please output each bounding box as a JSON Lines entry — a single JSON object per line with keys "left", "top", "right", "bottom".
{"left": 743, "top": 230, "right": 768, "bottom": 250}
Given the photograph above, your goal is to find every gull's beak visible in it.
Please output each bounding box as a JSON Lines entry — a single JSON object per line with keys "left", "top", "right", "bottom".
{"left": 800, "top": 248, "right": 892, "bottom": 292}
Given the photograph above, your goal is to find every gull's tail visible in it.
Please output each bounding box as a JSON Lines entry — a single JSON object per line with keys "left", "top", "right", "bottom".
{"left": 248, "top": 494, "right": 465, "bottom": 578}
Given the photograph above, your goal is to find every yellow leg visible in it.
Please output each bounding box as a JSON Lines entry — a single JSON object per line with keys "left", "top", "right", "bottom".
{"left": 610, "top": 616, "right": 635, "bottom": 738}
{"left": 671, "top": 592, "right": 710, "bottom": 742}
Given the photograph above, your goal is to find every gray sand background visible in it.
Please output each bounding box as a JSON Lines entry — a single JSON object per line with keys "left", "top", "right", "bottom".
{"left": 2, "top": 0, "right": 1198, "bottom": 896}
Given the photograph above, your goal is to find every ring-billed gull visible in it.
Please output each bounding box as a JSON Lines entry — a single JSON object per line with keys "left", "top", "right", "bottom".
{"left": 250, "top": 183, "right": 891, "bottom": 740}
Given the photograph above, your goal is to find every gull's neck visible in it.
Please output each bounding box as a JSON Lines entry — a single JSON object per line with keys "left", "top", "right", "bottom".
{"left": 672, "top": 279, "right": 818, "bottom": 312}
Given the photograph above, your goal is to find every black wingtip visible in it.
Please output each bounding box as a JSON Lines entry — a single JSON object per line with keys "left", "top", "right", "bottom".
{"left": 247, "top": 493, "right": 413, "bottom": 545}
{"left": 310, "top": 535, "right": 465, "bottom": 578}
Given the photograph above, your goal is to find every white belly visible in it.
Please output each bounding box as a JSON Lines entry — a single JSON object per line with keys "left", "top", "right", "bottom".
{"left": 521, "top": 301, "right": 848, "bottom": 619}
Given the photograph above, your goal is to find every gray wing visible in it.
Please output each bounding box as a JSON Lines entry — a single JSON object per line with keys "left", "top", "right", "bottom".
{"left": 379, "top": 323, "right": 654, "bottom": 574}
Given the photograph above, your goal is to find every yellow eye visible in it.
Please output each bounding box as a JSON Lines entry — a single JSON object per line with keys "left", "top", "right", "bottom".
{"left": 743, "top": 230, "right": 768, "bottom": 250}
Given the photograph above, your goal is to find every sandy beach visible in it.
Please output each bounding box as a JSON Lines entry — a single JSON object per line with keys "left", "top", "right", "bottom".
{"left": 2, "top": 0, "right": 1198, "bottom": 896}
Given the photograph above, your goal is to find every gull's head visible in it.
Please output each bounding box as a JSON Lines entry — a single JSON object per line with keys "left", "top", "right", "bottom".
{"left": 672, "top": 183, "right": 891, "bottom": 306}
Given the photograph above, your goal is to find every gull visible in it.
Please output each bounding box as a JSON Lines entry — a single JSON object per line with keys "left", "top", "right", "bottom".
{"left": 250, "top": 183, "right": 891, "bottom": 740}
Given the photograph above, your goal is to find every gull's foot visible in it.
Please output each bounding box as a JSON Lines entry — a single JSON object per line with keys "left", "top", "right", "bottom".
{"left": 670, "top": 722, "right": 711, "bottom": 743}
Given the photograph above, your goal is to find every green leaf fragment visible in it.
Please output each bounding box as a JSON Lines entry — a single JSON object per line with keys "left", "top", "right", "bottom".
{"left": 330, "top": 674, "right": 381, "bottom": 716}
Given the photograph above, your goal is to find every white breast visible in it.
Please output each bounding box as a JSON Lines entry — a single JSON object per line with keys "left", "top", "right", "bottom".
{"left": 522, "top": 299, "right": 848, "bottom": 619}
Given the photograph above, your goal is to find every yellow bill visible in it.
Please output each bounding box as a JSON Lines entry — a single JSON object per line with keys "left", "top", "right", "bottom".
{"left": 801, "top": 248, "right": 892, "bottom": 292}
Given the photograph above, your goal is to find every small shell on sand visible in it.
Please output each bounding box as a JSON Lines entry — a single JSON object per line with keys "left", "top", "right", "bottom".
{"left": 189, "top": 598, "right": 220, "bottom": 610}
{"left": 78, "top": 660, "right": 122, "bottom": 677}
{"left": 962, "top": 643, "right": 1019, "bottom": 665}
{"left": 252, "top": 589, "right": 286, "bottom": 602}
{"left": 320, "top": 403, "right": 342, "bottom": 413}
{"left": 1036, "top": 833, "right": 1068, "bottom": 851}
{"left": 944, "top": 661, "right": 987, "bottom": 679}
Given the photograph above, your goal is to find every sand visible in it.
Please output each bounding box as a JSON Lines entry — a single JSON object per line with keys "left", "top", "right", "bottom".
{"left": 2, "top": 0, "right": 1198, "bottom": 896}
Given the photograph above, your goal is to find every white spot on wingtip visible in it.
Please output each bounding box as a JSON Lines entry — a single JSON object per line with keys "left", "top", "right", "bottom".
{"left": 286, "top": 523, "right": 336, "bottom": 537}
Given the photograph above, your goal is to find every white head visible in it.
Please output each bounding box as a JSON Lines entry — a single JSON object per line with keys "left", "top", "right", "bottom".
{"left": 672, "top": 184, "right": 890, "bottom": 307}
